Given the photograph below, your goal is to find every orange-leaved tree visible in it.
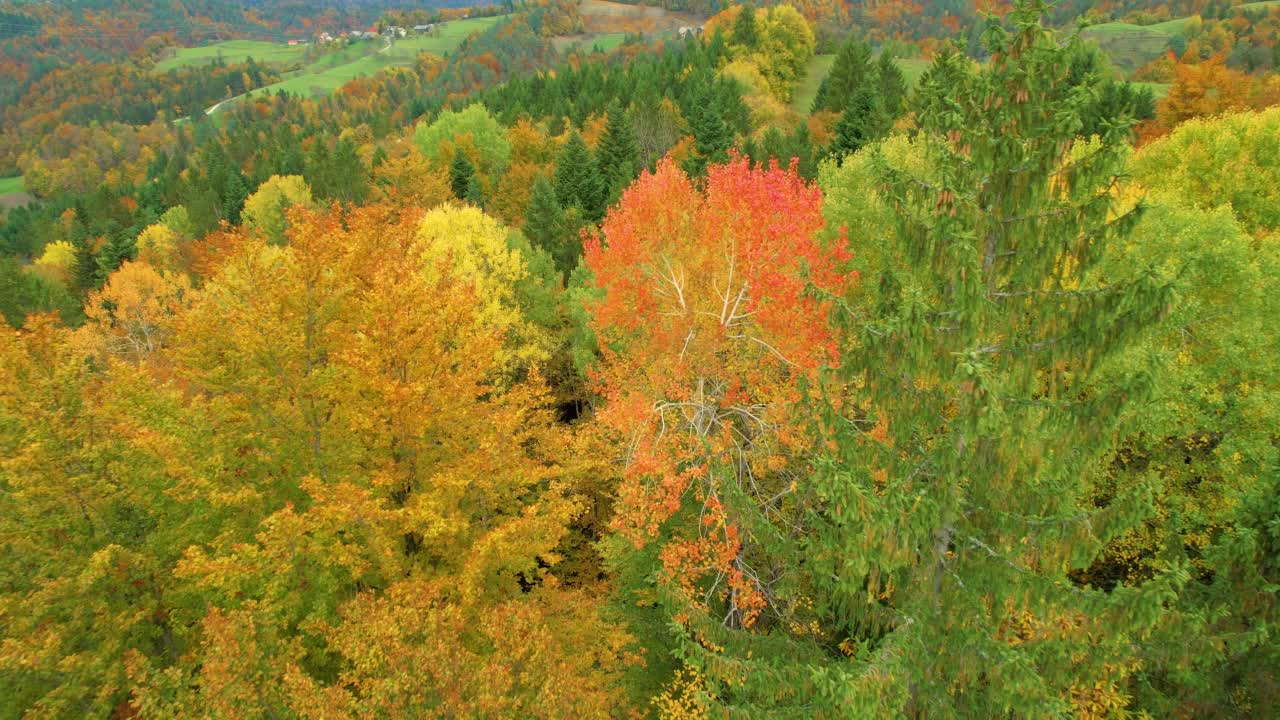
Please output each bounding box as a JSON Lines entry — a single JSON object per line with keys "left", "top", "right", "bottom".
{"left": 584, "top": 156, "right": 853, "bottom": 644}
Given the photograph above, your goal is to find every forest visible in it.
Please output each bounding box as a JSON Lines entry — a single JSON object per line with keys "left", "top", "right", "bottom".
{"left": 1, "top": 0, "right": 1279, "bottom": 717}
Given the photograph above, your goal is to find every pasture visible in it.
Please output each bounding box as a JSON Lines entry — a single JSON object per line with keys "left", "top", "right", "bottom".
{"left": 154, "top": 39, "right": 308, "bottom": 73}
{"left": 205, "top": 16, "right": 508, "bottom": 109}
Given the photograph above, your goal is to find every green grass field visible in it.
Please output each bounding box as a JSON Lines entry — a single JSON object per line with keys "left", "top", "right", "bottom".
{"left": 791, "top": 55, "right": 933, "bottom": 114}
{"left": 154, "top": 39, "right": 309, "bottom": 73}
{"left": 1080, "top": 22, "right": 1176, "bottom": 76}
{"left": 205, "top": 16, "right": 508, "bottom": 110}
{"left": 1134, "top": 81, "right": 1171, "bottom": 99}
{"left": 0, "top": 176, "right": 24, "bottom": 195}
{"left": 791, "top": 54, "right": 835, "bottom": 113}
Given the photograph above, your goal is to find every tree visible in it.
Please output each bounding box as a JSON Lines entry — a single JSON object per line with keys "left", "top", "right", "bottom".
{"left": 584, "top": 155, "right": 851, "bottom": 709}
{"left": 524, "top": 175, "right": 573, "bottom": 276}
{"left": 875, "top": 50, "right": 907, "bottom": 117}
{"left": 595, "top": 101, "right": 640, "bottom": 203}
{"left": 553, "top": 131, "right": 605, "bottom": 224}
{"left": 812, "top": 35, "right": 874, "bottom": 113}
{"left": 413, "top": 103, "right": 512, "bottom": 178}
{"left": 827, "top": 84, "right": 890, "bottom": 162}
{"left": 241, "top": 175, "right": 316, "bottom": 245}
{"left": 681, "top": 90, "right": 733, "bottom": 178}
{"left": 730, "top": 3, "right": 759, "bottom": 51}
{"left": 450, "top": 151, "right": 476, "bottom": 201}
{"left": 805, "top": 6, "right": 1184, "bottom": 715}
{"left": 755, "top": 4, "right": 816, "bottom": 101}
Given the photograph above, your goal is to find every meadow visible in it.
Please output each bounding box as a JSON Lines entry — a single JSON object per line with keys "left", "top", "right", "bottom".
{"left": 196, "top": 16, "right": 508, "bottom": 109}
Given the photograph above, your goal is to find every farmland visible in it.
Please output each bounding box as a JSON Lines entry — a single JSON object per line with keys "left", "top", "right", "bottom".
{"left": 191, "top": 16, "right": 508, "bottom": 109}
{"left": 154, "top": 39, "right": 309, "bottom": 73}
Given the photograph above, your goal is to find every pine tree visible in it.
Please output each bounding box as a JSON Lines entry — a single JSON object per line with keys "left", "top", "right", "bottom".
{"left": 809, "top": 7, "right": 1184, "bottom": 714}
{"left": 634, "top": 3, "right": 1187, "bottom": 715}
{"left": 813, "top": 35, "right": 874, "bottom": 113}
{"left": 524, "top": 175, "right": 574, "bottom": 276}
{"left": 330, "top": 138, "right": 369, "bottom": 204}
{"left": 828, "top": 85, "right": 889, "bottom": 162}
{"left": 682, "top": 96, "right": 732, "bottom": 178}
{"left": 730, "top": 3, "right": 759, "bottom": 52}
{"left": 464, "top": 174, "right": 485, "bottom": 208}
{"left": 876, "top": 50, "right": 907, "bottom": 118}
{"left": 554, "top": 131, "right": 606, "bottom": 224}
{"left": 94, "top": 232, "right": 136, "bottom": 285}
{"left": 596, "top": 101, "right": 640, "bottom": 202}
{"left": 72, "top": 236, "right": 98, "bottom": 297}
{"left": 450, "top": 151, "right": 475, "bottom": 201}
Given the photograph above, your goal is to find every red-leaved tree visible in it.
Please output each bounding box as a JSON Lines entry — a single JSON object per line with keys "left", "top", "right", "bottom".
{"left": 585, "top": 155, "right": 853, "bottom": 631}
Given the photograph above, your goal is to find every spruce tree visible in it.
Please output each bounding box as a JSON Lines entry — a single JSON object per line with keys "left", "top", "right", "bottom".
{"left": 94, "top": 232, "right": 135, "bottom": 285}
{"left": 875, "top": 50, "right": 907, "bottom": 118}
{"left": 524, "top": 175, "right": 574, "bottom": 276}
{"left": 730, "top": 3, "right": 759, "bottom": 51}
{"left": 554, "top": 131, "right": 606, "bottom": 224}
{"left": 464, "top": 174, "right": 485, "bottom": 208}
{"left": 828, "top": 85, "right": 890, "bottom": 163}
{"left": 812, "top": 7, "right": 1183, "bottom": 714}
{"left": 449, "top": 151, "right": 475, "bottom": 201}
{"left": 812, "top": 36, "right": 874, "bottom": 113}
{"left": 682, "top": 97, "right": 732, "bottom": 178}
{"left": 596, "top": 101, "right": 640, "bottom": 201}
{"left": 653, "top": 3, "right": 1187, "bottom": 715}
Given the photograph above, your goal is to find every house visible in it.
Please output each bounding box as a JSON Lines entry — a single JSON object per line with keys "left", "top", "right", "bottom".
{"left": 384, "top": 25, "right": 406, "bottom": 38}
{"left": 677, "top": 25, "right": 704, "bottom": 39}
{"left": 413, "top": 24, "right": 435, "bottom": 33}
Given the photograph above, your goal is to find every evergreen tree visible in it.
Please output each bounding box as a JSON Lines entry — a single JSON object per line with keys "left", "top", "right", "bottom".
{"left": 94, "top": 232, "right": 135, "bottom": 285}
{"left": 222, "top": 170, "right": 249, "bottom": 226}
{"left": 596, "top": 101, "right": 640, "bottom": 202}
{"left": 813, "top": 8, "right": 1182, "bottom": 714}
{"left": 648, "top": 3, "right": 1187, "bottom": 715}
{"left": 812, "top": 35, "right": 874, "bottom": 113}
{"left": 464, "top": 174, "right": 485, "bottom": 208}
{"left": 524, "top": 175, "right": 574, "bottom": 276}
{"left": 554, "top": 131, "right": 606, "bottom": 223}
{"left": 876, "top": 50, "right": 907, "bottom": 117}
{"left": 682, "top": 96, "right": 732, "bottom": 178}
{"left": 330, "top": 138, "right": 369, "bottom": 204}
{"left": 730, "top": 3, "right": 759, "bottom": 51}
{"left": 828, "top": 85, "right": 890, "bottom": 163}
{"left": 450, "top": 151, "right": 475, "bottom": 201}
{"left": 71, "top": 235, "right": 98, "bottom": 297}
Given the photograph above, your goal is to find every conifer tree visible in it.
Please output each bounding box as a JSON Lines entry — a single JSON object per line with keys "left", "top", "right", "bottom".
{"left": 807, "top": 6, "right": 1186, "bottom": 714}
{"left": 596, "top": 101, "right": 640, "bottom": 202}
{"left": 682, "top": 97, "right": 732, "bottom": 178}
{"left": 450, "top": 151, "right": 475, "bottom": 201}
{"left": 524, "top": 175, "right": 573, "bottom": 276}
{"left": 554, "top": 131, "right": 606, "bottom": 224}
{"left": 828, "top": 85, "right": 890, "bottom": 163}
{"left": 464, "top": 174, "right": 485, "bottom": 208}
{"left": 812, "top": 35, "right": 874, "bottom": 113}
{"left": 730, "top": 3, "right": 759, "bottom": 51}
{"left": 875, "top": 50, "right": 907, "bottom": 117}
{"left": 625, "top": 3, "right": 1188, "bottom": 716}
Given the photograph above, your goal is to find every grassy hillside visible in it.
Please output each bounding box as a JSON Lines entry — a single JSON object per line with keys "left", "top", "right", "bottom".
{"left": 205, "top": 16, "right": 508, "bottom": 109}
{"left": 790, "top": 54, "right": 835, "bottom": 113}
{"left": 0, "top": 176, "right": 24, "bottom": 195}
{"left": 791, "top": 55, "right": 934, "bottom": 114}
{"left": 552, "top": 32, "right": 629, "bottom": 53}
{"left": 154, "top": 40, "right": 309, "bottom": 73}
